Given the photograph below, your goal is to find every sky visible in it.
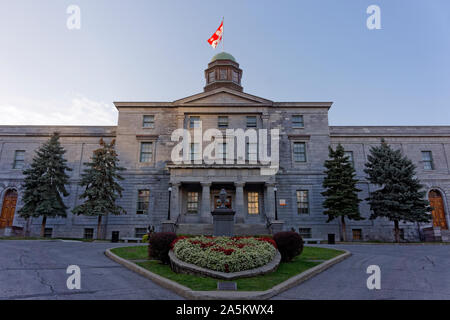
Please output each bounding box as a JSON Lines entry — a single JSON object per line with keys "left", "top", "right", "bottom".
{"left": 0, "top": 0, "right": 449, "bottom": 126}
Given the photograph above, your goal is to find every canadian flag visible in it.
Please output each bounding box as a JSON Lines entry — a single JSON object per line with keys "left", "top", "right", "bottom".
{"left": 207, "top": 20, "right": 223, "bottom": 49}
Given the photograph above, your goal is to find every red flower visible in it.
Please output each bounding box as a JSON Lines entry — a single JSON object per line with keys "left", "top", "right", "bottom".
{"left": 170, "top": 236, "right": 188, "bottom": 249}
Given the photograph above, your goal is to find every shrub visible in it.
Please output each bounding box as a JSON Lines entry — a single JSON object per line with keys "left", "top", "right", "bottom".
{"left": 148, "top": 232, "right": 177, "bottom": 263}
{"left": 172, "top": 236, "right": 277, "bottom": 273}
{"left": 142, "top": 234, "right": 149, "bottom": 243}
{"left": 273, "top": 231, "right": 304, "bottom": 262}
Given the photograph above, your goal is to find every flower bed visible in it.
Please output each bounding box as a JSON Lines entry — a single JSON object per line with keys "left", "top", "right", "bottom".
{"left": 171, "top": 236, "right": 277, "bottom": 273}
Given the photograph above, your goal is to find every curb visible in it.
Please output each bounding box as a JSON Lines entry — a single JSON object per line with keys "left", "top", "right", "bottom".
{"left": 105, "top": 247, "right": 351, "bottom": 300}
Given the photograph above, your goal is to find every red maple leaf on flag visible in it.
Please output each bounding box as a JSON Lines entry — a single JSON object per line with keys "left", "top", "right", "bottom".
{"left": 207, "top": 20, "right": 223, "bottom": 49}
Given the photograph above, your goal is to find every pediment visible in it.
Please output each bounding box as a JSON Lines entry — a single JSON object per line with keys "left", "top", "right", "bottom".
{"left": 173, "top": 88, "right": 272, "bottom": 106}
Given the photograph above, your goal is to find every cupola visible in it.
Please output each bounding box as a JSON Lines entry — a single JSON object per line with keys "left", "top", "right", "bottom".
{"left": 204, "top": 52, "right": 243, "bottom": 92}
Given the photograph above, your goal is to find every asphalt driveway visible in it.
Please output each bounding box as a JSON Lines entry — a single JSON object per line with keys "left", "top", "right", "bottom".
{"left": 1, "top": 240, "right": 449, "bottom": 300}
{"left": 273, "top": 244, "right": 450, "bottom": 300}
{"left": 0, "top": 240, "right": 181, "bottom": 300}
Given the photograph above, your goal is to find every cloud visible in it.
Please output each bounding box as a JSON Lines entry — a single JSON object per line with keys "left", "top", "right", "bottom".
{"left": 0, "top": 95, "right": 118, "bottom": 125}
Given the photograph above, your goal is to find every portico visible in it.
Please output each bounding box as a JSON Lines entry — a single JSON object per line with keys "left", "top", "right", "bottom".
{"left": 167, "top": 166, "right": 276, "bottom": 227}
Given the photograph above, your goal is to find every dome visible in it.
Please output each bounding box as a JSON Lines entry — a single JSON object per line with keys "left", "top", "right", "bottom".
{"left": 210, "top": 52, "right": 236, "bottom": 63}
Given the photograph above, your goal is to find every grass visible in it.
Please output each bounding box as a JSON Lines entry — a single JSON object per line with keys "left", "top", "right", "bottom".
{"left": 113, "top": 245, "right": 344, "bottom": 291}
{"left": 111, "top": 245, "right": 149, "bottom": 260}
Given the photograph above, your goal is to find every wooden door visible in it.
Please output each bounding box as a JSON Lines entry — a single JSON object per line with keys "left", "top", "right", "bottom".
{"left": 429, "top": 190, "right": 448, "bottom": 230}
{"left": 0, "top": 190, "right": 18, "bottom": 228}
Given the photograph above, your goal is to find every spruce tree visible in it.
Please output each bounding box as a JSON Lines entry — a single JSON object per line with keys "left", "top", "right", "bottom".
{"left": 364, "top": 139, "right": 431, "bottom": 242}
{"left": 72, "top": 139, "right": 126, "bottom": 239}
{"left": 322, "top": 144, "right": 363, "bottom": 241}
{"left": 18, "top": 132, "right": 72, "bottom": 236}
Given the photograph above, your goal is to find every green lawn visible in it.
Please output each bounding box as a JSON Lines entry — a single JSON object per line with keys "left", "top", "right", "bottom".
{"left": 111, "top": 245, "right": 149, "bottom": 260}
{"left": 112, "top": 245, "right": 344, "bottom": 291}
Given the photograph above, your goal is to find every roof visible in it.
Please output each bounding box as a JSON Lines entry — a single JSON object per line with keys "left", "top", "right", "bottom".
{"left": 211, "top": 52, "right": 236, "bottom": 62}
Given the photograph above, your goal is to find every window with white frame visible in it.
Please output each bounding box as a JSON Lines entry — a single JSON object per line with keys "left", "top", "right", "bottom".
{"left": 296, "top": 190, "right": 309, "bottom": 214}
{"left": 292, "top": 115, "right": 304, "bottom": 128}
{"left": 13, "top": 150, "right": 25, "bottom": 169}
{"left": 143, "top": 115, "right": 155, "bottom": 128}
{"left": 293, "top": 142, "right": 306, "bottom": 162}
{"left": 187, "top": 192, "right": 199, "bottom": 213}
{"left": 190, "top": 143, "right": 200, "bottom": 161}
{"left": 218, "top": 116, "right": 228, "bottom": 128}
{"left": 139, "top": 142, "right": 153, "bottom": 162}
{"left": 422, "top": 151, "right": 434, "bottom": 170}
{"left": 246, "top": 142, "right": 258, "bottom": 163}
{"left": 189, "top": 116, "right": 200, "bottom": 128}
{"left": 246, "top": 116, "right": 257, "bottom": 128}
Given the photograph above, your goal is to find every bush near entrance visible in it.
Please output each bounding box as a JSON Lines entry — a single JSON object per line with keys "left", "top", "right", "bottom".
{"left": 148, "top": 232, "right": 177, "bottom": 264}
{"left": 273, "top": 231, "right": 304, "bottom": 262}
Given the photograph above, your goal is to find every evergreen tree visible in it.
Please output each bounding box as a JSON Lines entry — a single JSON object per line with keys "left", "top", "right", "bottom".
{"left": 322, "top": 144, "right": 363, "bottom": 241}
{"left": 18, "top": 132, "right": 72, "bottom": 236}
{"left": 364, "top": 139, "right": 431, "bottom": 242}
{"left": 72, "top": 139, "right": 126, "bottom": 239}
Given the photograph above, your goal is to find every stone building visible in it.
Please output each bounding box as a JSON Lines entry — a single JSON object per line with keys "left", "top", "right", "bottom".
{"left": 0, "top": 52, "right": 449, "bottom": 241}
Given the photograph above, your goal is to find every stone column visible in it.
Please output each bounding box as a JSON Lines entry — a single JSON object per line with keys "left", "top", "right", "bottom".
{"left": 170, "top": 182, "right": 181, "bottom": 222}
{"left": 265, "top": 183, "right": 276, "bottom": 220}
{"left": 235, "top": 182, "right": 245, "bottom": 223}
{"left": 201, "top": 182, "right": 211, "bottom": 223}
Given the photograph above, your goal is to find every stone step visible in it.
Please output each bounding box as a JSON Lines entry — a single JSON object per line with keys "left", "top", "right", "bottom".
{"left": 175, "top": 223, "right": 269, "bottom": 236}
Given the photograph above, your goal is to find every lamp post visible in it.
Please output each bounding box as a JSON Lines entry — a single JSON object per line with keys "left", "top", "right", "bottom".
{"left": 274, "top": 186, "right": 278, "bottom": 220}
{"left": 167, "top": 186, "right": 172, "bottom": 220}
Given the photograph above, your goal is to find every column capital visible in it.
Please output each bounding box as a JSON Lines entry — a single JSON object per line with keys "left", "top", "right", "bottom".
{"left": 234, "top": 182, "right": 245, "bottom": 188}
{"left": 171, "top": 182, "right": 181, "bottom": 187}
{"left": 200, "top": 182, "right": 212, "bottom": 187}
{"left": 265, "top": 182, "right": 276, "bottom": 188}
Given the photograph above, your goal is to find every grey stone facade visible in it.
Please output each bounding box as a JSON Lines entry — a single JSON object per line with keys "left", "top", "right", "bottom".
{"left": 1, "top": 53, "right": 449, "bottom": 241}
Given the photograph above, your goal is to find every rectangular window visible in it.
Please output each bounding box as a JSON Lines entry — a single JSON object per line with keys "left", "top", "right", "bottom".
{"left": 136, "top": 189, "right": 150, "bottom": 214}
{"left": 84, "top": 228, "right": 94, "bottom": 239}
{"left": 292, "top": 115, "right": 304, "bottom": 128}
{"left": 422, "top": 151, "right": 433, "bottom": 170}
{"left": 208, "top": 71, "right": 215, "bottom": 83}
{"left": 13, "top": 150, "right": 25, "bottom": 169}
{"left": 299, "top": 228, "right": 312, "bottom": 239}
{"left": 142, "top": 115, "right": 155, "bottom": 128}
{"left": 247, "top": 192, "right": 259, "bottom": 214}
{"left": 218, "top": 142, "right": 227, "bottom": 162}
{"left": 293, "top": 142, "right": 307, "bottom": 162}
{"left": 139, "top": 142, "right": 153, "bottom": 162}
{"left": 232, "top": 70, "right": 239, "bottom": 83}
{"left": 246, "top": 116, "right": 257, "bottom": 128}
{"left": 246, "top": 142, "right": 258, "bottom": 162}
{"left": 218, "top": 116, "right": 229, "bottom": 128}
{"left": 344, "top": 151, "right": 354, "bottom": 167}
{"left": 135, "top": 228, "right": 147, "bottom": 238}
{"left": 44, "top": 228, "right": 53, "bottom": 238}
{"left": 352, "top": 229, "right": 362, "bottom": 241}
{"left": 187, "top": 192, "right": 199, "bottom": 213}
{"left": 189, "top": 116, "right": 200, "bottom": 128}
{"left": 219, "top": 69, "right": 227, "bottom": 80}
{"left": 190, "top": 143, "right": 200, "bottom": 161}
{"left": 296, "top": 190, "right": 309, "bottom": 214}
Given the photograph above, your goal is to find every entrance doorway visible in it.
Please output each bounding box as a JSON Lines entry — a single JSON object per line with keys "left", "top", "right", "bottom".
{"left": 429, "top": 190, "right": 448, "bottom": 230}
{"left": 0, "top": 190, "right": 18, "bottom": 228}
